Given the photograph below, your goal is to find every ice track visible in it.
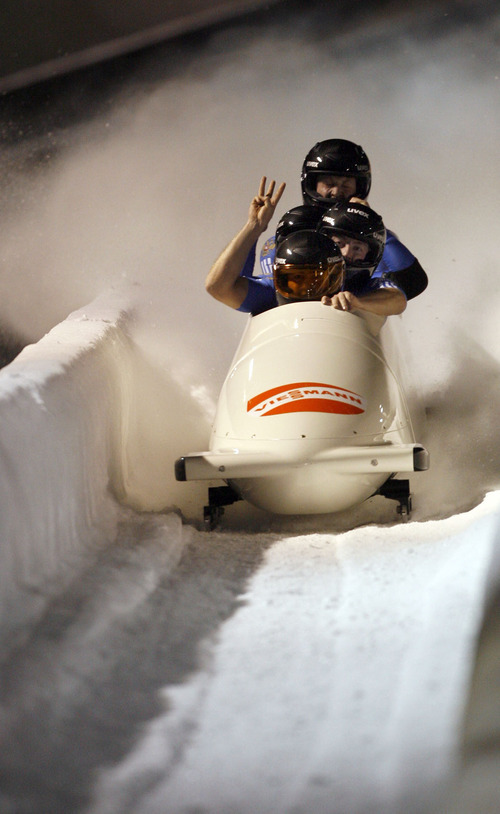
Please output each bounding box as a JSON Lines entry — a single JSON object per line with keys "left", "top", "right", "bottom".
{"left": 0, "top": 297, "right": 498, "bottom": 813}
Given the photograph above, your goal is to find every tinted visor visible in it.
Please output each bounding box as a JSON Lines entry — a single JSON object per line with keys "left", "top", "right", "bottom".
{"left": 274, "top": 261, "right": 344, "bottom": 302}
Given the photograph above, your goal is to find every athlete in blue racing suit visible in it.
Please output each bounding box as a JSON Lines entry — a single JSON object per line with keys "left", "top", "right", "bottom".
{"left": 238, "top": 138, "right": 427, "bottom": 309}
{"left": 206, "top": 176, "right": 407, "bottom": 320}
{"left": 238, "top": 229, "right": 415, "bottom": 316}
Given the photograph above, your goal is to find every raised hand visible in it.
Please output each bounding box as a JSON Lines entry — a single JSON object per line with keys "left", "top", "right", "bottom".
{"left": 248, "top": 176, "right": 286, "bottom": 232}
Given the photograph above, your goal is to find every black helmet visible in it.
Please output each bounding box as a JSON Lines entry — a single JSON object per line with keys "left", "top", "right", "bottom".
{"left": 273, "top": 229, "right": 345, "bottom": 305}
{"left": 318, "top": 199, "right": 386, "bottom": 277}
{"left": 301, "top": 139, "right": 371, "bottom": 208}
{"left": 275, "top": 205, "right": 322, "bottom": 248}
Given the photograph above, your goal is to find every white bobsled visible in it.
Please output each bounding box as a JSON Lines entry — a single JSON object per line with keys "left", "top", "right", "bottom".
{"left": 175, "top": 301, "right": 429, "bottom": 527}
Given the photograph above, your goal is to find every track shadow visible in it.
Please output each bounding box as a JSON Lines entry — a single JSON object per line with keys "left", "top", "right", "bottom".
{"left": 0, "top": 511, "right": 276, "bottom": 814}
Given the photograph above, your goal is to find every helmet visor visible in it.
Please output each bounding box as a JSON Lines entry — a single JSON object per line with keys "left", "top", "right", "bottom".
{"left": 274, "top": 261, "right": 344, "bottom": 302}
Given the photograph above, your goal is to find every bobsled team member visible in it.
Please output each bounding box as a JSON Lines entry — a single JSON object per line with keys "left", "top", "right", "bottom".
{"left": 316, "top": 198, "right": 406, "bottom": 314}
{"left": 206, "top": 175, "right": 286, "bottom": 312}
{"left": 300, "top": 138, "right": 373, "bottom": 206}
{"left": 274, "top": 218, "right": 406, "bottom": 316}
{"left": 244, "top": 139, "right": 427, "bottom": 301}
{"left": 206, "top": 179, "right": 406, "bottom": 317}
{"left": 273, "top": 230, "right": 345, "bottom": 304}
{"left": 257, "top": 203, "right": 323, "bottom": 278}
{"left": 300, "top": 139, "right": 427, "bottom": 300}
{"left": 241, "top": 138, "right": 370, "bottom": 280}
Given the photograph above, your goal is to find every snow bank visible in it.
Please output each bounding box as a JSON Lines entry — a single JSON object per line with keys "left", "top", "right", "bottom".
{"left": 0, "top": 292, "right": 189, "bottom": 652}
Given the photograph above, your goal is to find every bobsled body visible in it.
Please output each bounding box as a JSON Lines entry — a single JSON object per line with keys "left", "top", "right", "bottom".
{"left": 176, "top": 302, "right": 428, "bottom": 518}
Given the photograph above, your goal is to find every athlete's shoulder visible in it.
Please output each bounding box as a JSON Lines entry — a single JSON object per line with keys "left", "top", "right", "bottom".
{"left": 380, "top": 228, "right": 415, "bottom": 272}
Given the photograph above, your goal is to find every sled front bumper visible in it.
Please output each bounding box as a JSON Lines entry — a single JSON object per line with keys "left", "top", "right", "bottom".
{"left": 175, "top": 444, "right": 429, "bottom": 482}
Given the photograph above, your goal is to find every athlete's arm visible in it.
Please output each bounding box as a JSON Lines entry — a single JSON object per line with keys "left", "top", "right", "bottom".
{"left": 205, "top": 177, "right": 286, "bottom": 309}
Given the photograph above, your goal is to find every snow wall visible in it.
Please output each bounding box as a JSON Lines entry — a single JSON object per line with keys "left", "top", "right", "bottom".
{"left": 0, "top": 291, "right": 210, "bottom": 652}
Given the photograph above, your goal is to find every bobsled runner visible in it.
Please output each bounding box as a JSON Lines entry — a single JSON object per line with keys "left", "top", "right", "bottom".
{"left": 175, "top": 301, "right": 429, "bottom": 528}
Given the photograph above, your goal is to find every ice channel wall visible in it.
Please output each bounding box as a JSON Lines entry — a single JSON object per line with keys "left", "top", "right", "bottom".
{"left": 0, "top": 292, "right": 207, "bottom": 652}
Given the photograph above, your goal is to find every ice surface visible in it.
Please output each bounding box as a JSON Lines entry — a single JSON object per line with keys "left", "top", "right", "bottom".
{"left": 89, "top": 499, "right": 500, "bottom": 814}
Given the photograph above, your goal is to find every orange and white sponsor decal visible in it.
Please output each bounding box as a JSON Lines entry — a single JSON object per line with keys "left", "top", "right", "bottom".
{"left": 247, "top": 382, "right": 366, "bottom": 416}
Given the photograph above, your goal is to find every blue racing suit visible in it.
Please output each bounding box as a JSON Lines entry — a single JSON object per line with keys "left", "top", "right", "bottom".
{"left": 240, "top": 228, "right": 427, "bottom": 302}
{"left": 237, "top": 265, "right": 405, "bottom": 317}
